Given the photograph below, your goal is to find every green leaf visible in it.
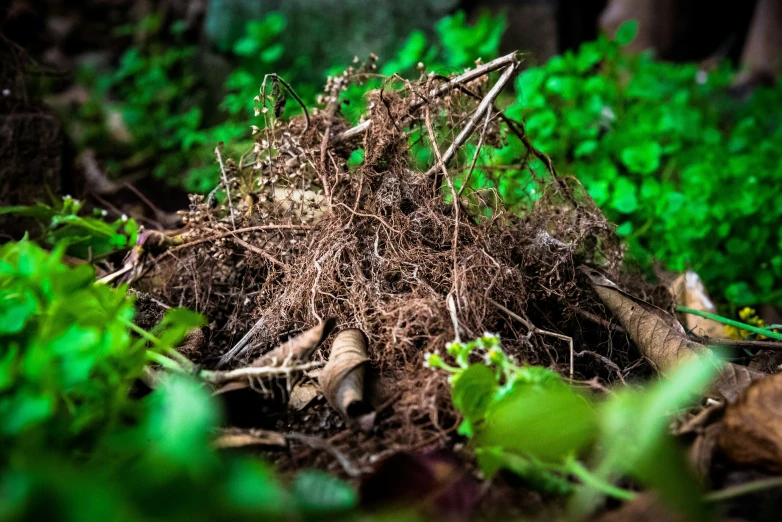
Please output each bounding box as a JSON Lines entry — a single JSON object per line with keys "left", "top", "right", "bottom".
{"left": 232, "top": 37, "right": 259, "bottom": 58}
{"left": 224, "top": 460, "right": 289, "bottom": 515}
{"left": 260, "top": 43, "right": 285, "bottom": 63}
{"left": 347, "top": 148, "right": 365, "bottom": 170}
{"left": 616, "top": 222, "right": 633, "bottom": 236}
{"left": 477, "top": 383, "right": 596, "bottom": 463}
{"left": 587, "top": 179, "right": 610, "bottom": 206}
{"left": 262, "top": 12, "right": 287, "bottom": 36}
{"left": 150, "top": 308, "right": 206, "bottom": 352}
{"left": 615, "top": 20, "right": 639, "bottom": 46}
{"left": 143, "top": 375, "right": 220, "bottom": 471}
{"left": 0, "top": 292, "right": 38, "bottom": 334}
{"left": 620, "top": 142, "right": 662, "bottom": 174}
{"left": 574, "top": 140, "right": 598, "bottom": 158}
{"left": 451, "top": 363, "right": 498, "bottom": 423}
{"left": 611, "top": 178, "right": 638, "bottom": 214}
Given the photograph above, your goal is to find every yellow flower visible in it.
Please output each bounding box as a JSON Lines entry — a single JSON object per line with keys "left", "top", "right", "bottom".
{"left": 726, "top": 307, "right": 767, "bottom": 339}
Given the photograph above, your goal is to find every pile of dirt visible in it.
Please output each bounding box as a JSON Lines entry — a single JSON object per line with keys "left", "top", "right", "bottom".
{"left": 130, "top": 54, "right": 660, "bottom": 496}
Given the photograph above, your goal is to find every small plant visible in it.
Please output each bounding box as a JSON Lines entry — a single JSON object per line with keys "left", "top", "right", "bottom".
{"left": 0, "top": 240, "right": 358, "bottom": 521}
{"left": 0, "top": 196, "right": 139, "bottom": 259}
{"left": 427, "top": 333, "right": 717, "bottom": 520}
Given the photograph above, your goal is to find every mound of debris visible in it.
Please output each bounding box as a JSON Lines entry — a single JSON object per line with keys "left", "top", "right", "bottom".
{"left": 120, "top": 53, "right": 774, "bottom": 515}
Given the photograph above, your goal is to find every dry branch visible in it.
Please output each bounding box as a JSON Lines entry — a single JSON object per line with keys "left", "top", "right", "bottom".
{"left": 330, "top": 52, "right": 520, "bottom": 145}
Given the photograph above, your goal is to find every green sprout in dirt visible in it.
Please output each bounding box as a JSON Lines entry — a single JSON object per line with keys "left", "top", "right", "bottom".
{"left": 426, "top": 333, "right": 720, "bottom": 520}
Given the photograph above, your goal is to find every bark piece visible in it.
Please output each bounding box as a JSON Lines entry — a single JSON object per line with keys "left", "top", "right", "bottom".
{"left": 320, "top": 329, "right": 375, "bottom": 431}
{"left": 718, "top": 373, "right": 782, "bottom": 473}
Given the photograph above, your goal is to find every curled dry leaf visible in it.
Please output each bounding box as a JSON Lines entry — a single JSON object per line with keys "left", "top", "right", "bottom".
{"left": 214, "top": 318, "right": 336, "bottom": 395}
{"left": 320, "top": 329, "right": 376, "bottom": 431}
{"left": 582, "top": 266, "right": 707, "bottom": 371}
{"left": 581, "top": 267, "right": 764, "bottom": 401}
{"left": 718, "top": 373, "right": 782, "bottom": 473}
{"left": 253, "top": 317, "right": 337, "bottom": 367}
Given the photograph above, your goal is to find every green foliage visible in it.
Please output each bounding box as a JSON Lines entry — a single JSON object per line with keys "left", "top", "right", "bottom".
{"left": 0, "top": 196, "right": 138, "bottom": 259}
{"left": 70, "top": 11, "right": 506, "bottom": 193}
{"left": 506, "top": 24, "right": 782, "bottom": 305}
{"left": 0, "top": 241, "right": 358, "bottom": 521}
{"left": 0, "top": 240, "right": 176, "bottom": 456}
{"left": 335, "top": 10, "right": 506, "bottom": 127}
{"left": 427, "top": 334, "right": 718, "bottom": 519}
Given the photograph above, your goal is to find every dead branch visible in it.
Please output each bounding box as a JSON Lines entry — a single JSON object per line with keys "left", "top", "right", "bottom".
{"left": 424, "top": 63, "right": 517, "bottom": 177}
{"left": 201, "top": 360, "right": 324, "bottom": 386}
{"left": 331, "top": 52, "right": 520, "bottom": 145}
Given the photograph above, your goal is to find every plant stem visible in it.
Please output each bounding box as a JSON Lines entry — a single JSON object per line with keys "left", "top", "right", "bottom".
{"left": 145, "top": 351, "right": 185, "bottom": 373}
{"left": 120, "top": 317, "right": 199, "bottom": 372}
{"left": 567, "top": 460, "right": 637, "bottom": 501}
{"left": 121, "top": 318, "right": 163, "bottom": 346}
{"left": 705, "top": 476, "right": 782, "bottom": 502}
{"left": 675, "top": 306, "right": 782, "bottom": 341}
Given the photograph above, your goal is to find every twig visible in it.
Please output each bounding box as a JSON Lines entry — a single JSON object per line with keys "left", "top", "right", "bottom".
{"left": 264, "top": 73, "right": 311, "bottom": 133}
{"left": 458, "top": 108, "right": 494, "bottom": 198}
{"left": 411, "top": 52, "right": 519, "bottom": 111}
{"left": 567, "top": 304, "right": 627, "bottom": 335}
{"left": 218, "top": 317, "right": 265, "bottom": 367}
{"left": 201, "top": 360, "right": 325, "bottom": 385}
{"left": 284, "top": 432, "right": 362, "bottom": 477}
{"left": 230, "top": 236, "right": 286, "bottom": 267}
{"left": 334, "top": 120, "right": 372, "bottom": 143}
{"left": 97, "top": 263, "right": 133, "bottom": 284}
{"left": 447, "top": 294, "right": 461, "bottom": 344}
{"left": 692, "top": 336, "right": 782, "bottom": 351}
{"left": 167, "top": 224, "right": 311, "bottom": 254}
{"left": 423, "top": 63, "right": 517, "bottom": 178}
{"left": 575, "top": 350, "right": 626, "bottom": 385}
{"left": 705, "top": 476, "right": 782, "bottom": 502}
{"left": 331, "top": 52, "right": 520, "bottom": 144}
{"left": 423, "top": 74, "right": 465, "bottom": 328}
{"left": 336, "top": 202, "right": 401, "bottom": 234}
{"left": 489, "top": 298, "right": 575, "bottom": 378}
{"left": 214, "top": 147, "right": 236, "bottom": 229}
